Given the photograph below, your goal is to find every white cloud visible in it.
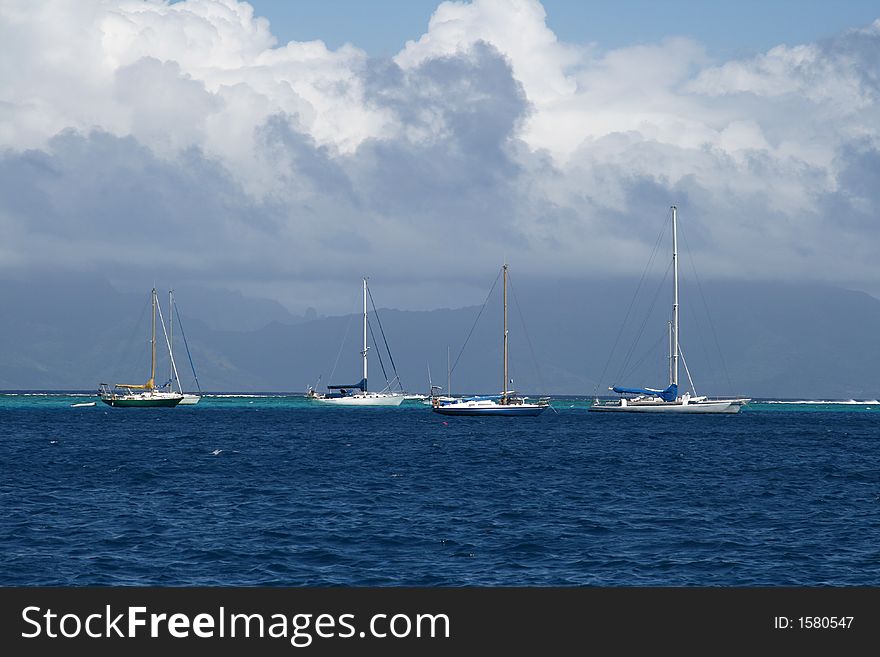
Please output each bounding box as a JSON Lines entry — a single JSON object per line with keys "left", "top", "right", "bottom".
{"left": 395, "top": 0, "right": 578, "bottom": 102}
{"left": 0, "top": 0, "right": 392, "bottom": 193}
{"left": 0, "top": 0, "right": 879, "bottom": 312}
{"left": 114, "top": 57, "right": 223, "bottom": 155}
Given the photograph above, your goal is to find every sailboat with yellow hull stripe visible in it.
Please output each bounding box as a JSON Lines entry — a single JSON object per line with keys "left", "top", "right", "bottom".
{"left": 99, "top": 288, "right": 184, "bottom": 408}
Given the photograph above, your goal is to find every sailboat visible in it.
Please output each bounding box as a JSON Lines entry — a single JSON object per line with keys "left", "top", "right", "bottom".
{"left": 422, "top": 350, "right": 458, "bottom": 405}
{"left": 99, "top": 288, "right": 184, "bottom": 407}
{"left": 432, "top": 264, "right": 551, "bottom": 416}
{"left": 307, "top": 278, "right": 406, "bottom": 406}
{"left": 589, "top": 206, "right": 750, "bottom": 414}
{"left": 166, "top": 289, "right": 201, "bottom": 405}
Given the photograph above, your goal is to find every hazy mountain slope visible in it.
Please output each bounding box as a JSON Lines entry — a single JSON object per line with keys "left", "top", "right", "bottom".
{"left": 0, "top": 274, "right": 878, "bottom": 398}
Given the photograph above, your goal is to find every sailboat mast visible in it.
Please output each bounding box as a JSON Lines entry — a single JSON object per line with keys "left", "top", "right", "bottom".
{"left": 362, "top": 277, "right": 368, "bottom": 392}
{"left": 503, "top": 263, "right": 508, "bottom": 403}
{"left": 447, "top": 345, "right": 451, "bottom": 397}
{"left": 150, "top": 287, "right": 157, "bottom": 390}
{"left": 169, "top": 289, "right": 174, "bottom": 390}
{"left": 671, "top": 206, "right": 679, "bottom": 388}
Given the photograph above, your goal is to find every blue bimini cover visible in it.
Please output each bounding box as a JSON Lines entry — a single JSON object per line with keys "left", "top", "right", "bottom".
{"left": 328, "top": 378, "right": 367, "bottom": 391}
{"left": 612, "top": 383, "right": 678, "bottom": 402}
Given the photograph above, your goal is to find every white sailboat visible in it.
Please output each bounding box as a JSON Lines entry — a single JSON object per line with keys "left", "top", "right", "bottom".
{"left": 432, "top": 264, "right": 551, "bottom": 417}
{"left": 166, "top": 289, "right": 201, "bottom": 405}
{"left": 308, "top": 278, "right": 406, "bottom": 406}
{"left": 421, "top": 350, "right": 458, "bottom": 405}
{"left": 99, "top": 288, "right": 184, "bottom": 408}
{"left": 589, "top": 206, "right": 750, "bottom": 414}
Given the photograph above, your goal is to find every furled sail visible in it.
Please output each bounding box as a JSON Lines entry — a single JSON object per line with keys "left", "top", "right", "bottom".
{"left": 611, "top": 383, "right": 678, "bottom": 402}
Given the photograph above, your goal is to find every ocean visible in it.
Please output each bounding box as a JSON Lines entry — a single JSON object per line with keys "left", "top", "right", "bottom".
{"left": 1, "top": 393, "right": 878, "bottom": 586}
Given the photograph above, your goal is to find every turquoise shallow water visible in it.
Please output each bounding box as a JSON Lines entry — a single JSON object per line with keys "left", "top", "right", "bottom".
{"left": 1, "top": 391, "right": 878, "bottom": 586}
{"left": 3, "top": 391, "right": 880, "bottom": 412}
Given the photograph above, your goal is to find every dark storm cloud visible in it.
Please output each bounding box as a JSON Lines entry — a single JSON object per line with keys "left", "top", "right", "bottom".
{"left": 0, "top": 129, "right": 277, "bottom": 276}
{"left": 0, "top": 41, "right": 536, "bottom": 301}
{"left": 347, "top": 42, "right": 530, "bottom": 238}
{"left": 2, "top": 2, "right": 880, "bottom": 310}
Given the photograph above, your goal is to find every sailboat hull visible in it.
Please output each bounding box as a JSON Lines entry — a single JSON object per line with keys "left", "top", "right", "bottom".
{"left": 432, "top": 405, "right": 548, "bottom": 416}
{"left": 432, "top": 399, "right": 550, "bottom": 416}
{"left": 589, "top": 399, "right": 747, "bottom": 414}
{"left": 100, "top": 393, "right": 183, "bottom": 408}
{"left": 431, "top": 265, "right": 550, "bottom": 419}
{"left": 100, "top": 288, "right": 188, "bottom": 410}
{"left": 312, "top": 393, "right": 406, "bottom": 406}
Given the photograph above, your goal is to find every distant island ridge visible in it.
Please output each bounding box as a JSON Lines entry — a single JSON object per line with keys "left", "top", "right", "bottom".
{"left": 0, "top": 272, "right": 878, "bottom": 400}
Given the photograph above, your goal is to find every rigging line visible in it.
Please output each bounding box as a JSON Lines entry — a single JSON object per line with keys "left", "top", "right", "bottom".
{"left": 110, "top": 294, "right": 151, "bottom": 385}
{"left": 593, "top": 209, "right": 671, "bottom": 396}
{"left": 674, "top": 227, "right": 716, "bottom": 387}
{"left": 618, "top": 324, "right": 669, "bottom": 385}
{"left": 680, "top": 226, "right": 735, "bottom": 394}
{"left": 367, "top": 316, "right": 390, "bottom": 385}
{"left": 682, "top": 284, "right": 714, "bottom": 388}
{"left": 327, "top": 296, "right": 358, "bottom": 384}
{"left": 506, "top": 270, "right": 546, "bottom": 395}
{"left": 366, "top": 284, "right": 400, "bottom": 382}
{"left": 173, "top": 301, "right": 201, "bottom": 393}
{"left": 678, "top": 342, "right": 698, "bottom": 396}
{"left": 616, "top": 257, "right": 672, "bottom": 385}
{"left": 450, "top": 267, "right": 502, "bottom": 376}
{"left": 615, "top": 209, "right": 674, "bottom": 381}
{"left": 155, "top": 299, "right": 181, "bottom": 392}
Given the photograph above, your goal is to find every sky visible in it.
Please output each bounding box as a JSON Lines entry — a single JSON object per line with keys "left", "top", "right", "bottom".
{"left": 248, "top": 0, "right": 880, "bottom": 60}
{"left": 1, "top": 0, "right": 879, "bottom": 315}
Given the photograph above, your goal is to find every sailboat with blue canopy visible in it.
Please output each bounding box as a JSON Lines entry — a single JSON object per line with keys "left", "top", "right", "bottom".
{"left": 307, "top": 279, "right": 405, "bottom": 406}
{"left": 589, "top": 206, "right": 750, "bottom": 414}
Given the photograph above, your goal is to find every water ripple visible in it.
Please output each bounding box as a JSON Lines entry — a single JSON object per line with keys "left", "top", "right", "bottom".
{"left": 0, "top": 401, "right": 878, "bottom": 585}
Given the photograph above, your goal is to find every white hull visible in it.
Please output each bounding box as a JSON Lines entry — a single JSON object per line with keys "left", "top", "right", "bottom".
{"left": 178, "top": 394, "right": 201, "bottom": 405}
{"left": 422, "top": 395, "right": 457, "bottom": 405}
{"left": 589, "top": 399, "right": 748, "bottom": 414}
{"left": 432, "top": 398, "right": 550, "bottom": 416}
{"left": 312, "top": 393, "right": 406, "bottom": 406}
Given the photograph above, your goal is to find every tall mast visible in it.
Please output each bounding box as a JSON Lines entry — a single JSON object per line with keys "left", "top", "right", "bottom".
{"left": 362, "top": 277, "right": 368, "bottom": 392}
{"left": 671, "top": 206, "right": 679, "bottom": 388}
{"left": 149, "top": 287, "right": 157, "bottom": 390}
{"left": 169, "top": 289, "right": 174, "bottom": 390}
{"left": 503, "top": 263, "right": 508, "bottom": 403}
{"left": 447, "top": 345, "right": 451, "bottom": 396}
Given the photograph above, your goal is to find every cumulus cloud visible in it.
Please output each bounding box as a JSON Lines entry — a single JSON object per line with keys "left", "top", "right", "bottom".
{"left": 0, "top": 0, "right": 878, "bottom": 313}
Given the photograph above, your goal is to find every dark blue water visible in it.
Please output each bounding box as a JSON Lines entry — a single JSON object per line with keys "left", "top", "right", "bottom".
{"left": 1, "top": 395, "right": 878, "bottom": 586}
